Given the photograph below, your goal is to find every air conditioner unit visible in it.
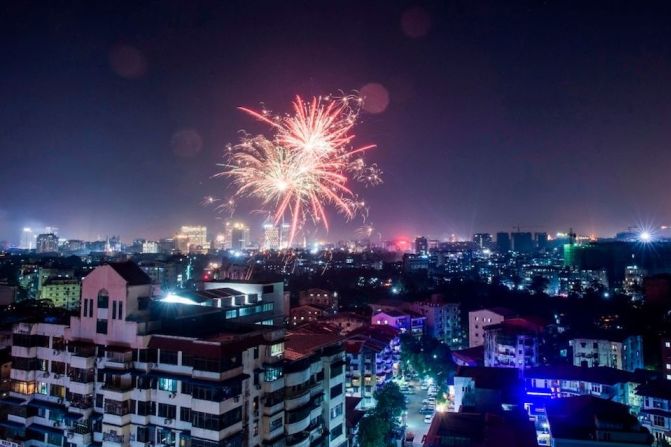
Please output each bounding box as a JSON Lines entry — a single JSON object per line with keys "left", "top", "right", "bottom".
{"left": 148, "top": 363, "right": 156, "bottom": 369}
{"left": 43, "top": 371, "right": 50, "bottom": 378}
{"left": 66, "top": 431, "right": 74, "bottom": 439}
{"left": 130, "top": 434, "right": 136, "bottom": 441}
{"left": 164, "top": 418, "right": 173, "bottom": 425}
{"left": 169, "top": 392, "right": 176, "bottom": 399}
{"left": 53, "top": 421, "right": 61, "bottom": 427}
{"left": 57, "top": 398, "right": 64, "bottom": 404}
{"left": 54, "top": 374, "right": 61, "bottom": 379}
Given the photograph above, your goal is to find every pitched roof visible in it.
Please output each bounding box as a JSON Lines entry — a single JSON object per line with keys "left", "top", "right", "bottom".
{"left": 107, "top": 261, "right": 151, "bottom": 285}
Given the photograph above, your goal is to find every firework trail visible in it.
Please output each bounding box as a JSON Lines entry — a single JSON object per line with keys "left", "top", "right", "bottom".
{"left": 218, "top": 94, "right": 381, "bottom": 246}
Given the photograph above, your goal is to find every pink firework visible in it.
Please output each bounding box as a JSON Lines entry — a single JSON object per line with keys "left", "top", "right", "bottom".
{"left": 219, "top": 94, "right": 381, "bottom": 246}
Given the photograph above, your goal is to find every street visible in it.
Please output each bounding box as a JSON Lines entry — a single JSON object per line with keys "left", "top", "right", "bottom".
{"left": 395, "top": 378, "right": 434, "bottom": 446}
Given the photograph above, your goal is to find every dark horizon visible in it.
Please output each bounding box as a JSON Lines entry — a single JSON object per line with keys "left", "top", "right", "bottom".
{"left": 3, "top": 1, "right": 671, "bottom": 244}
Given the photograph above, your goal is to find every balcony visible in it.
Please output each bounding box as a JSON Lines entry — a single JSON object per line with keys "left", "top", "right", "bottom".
{"left": 286, "top": 431, "right": 310, "bottom": 447}
{"left": 285, "top": 389, "right": 311, "bottom": 411}
{"left": 103, "top": 432, "right": 125, "bottom": 444}
{"left": 285, "top": 404, "right": 311, "bottom": 434}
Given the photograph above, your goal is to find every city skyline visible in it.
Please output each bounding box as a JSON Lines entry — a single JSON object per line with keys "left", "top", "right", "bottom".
{"left": 3, "top": 2, "right": 671, "bottom": 243}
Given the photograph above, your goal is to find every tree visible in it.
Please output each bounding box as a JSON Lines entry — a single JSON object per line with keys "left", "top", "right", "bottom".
{"left": 357, "top": 415, "right": 388, "bottom": 447}
{"left": 373, "top": 382, "right": 406, "bottom": 423}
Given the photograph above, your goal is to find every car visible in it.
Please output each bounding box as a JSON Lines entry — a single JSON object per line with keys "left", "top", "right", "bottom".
{"left": 419, "top": 384, "right": 428, "bottom": 390}
{"left": 422, "top": 399, "right": 431, "bottom": 404}
{"left": 424, "top": 415, "right": 433, "bottom": 424}
{"left": 426, "top": 397, "right": 436, "bottom": 403}
{"left": 419, "top": 407, "right": 434, "bottom": 415}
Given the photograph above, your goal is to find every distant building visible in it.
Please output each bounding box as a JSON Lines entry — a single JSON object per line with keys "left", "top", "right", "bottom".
{"left": 39, "top": 277, "right": 81, "bottom": 310}
{"left": 371, "top": 310, "right": 425, "bottom": 338}
{"left": 468, "top": 307, "right": 515, "bottom": 348}
{"left": 545, "top": 396, "right": 653, "bottom": 447}
{"left": 511, "top": 232, "right": 534, "bottom": 254}
{"left": 483, "top": 318, "right": 543, "bottom": 369}
{"left": 570, "top": 334, "right": 644, "bottom": 372}
{"left": 407, "top": 300, "right": 463, "bottom": 349}
{"left": 402, "top": 253, "right": 430, "bottom": 273}
{"left": 298, "top": 288, "right": 338, "bottom": 312}
{"left": 290, "top": 303, "right": 332, "bottom": 326}
{"left": 415, "top": 236, "right": 428, "bottom": 255}
{"left": 141, "top": 240, "right": 159, "bottom": 254}
{"left": 496, "top": 232, "right": 511, "bottom": 253}
{"left": 35, "top": 233, "right": 58, "bottom": 253}
{"left": 473, "top": 233, "right": 493, "bottom": 249}
{"left": 453, "top": 366, "right": 522, "bottom": 412}
{"left": 535, "top": 232, "right": 548, "bottom": 251}
{"left": 263, "top": 223, "right": 280, "bottom": 250}
{"left": 225, "top": 222, "right": 250, "bottom": 250}
{"left": 175, "top": 225, "right": 209, "bottom": 253}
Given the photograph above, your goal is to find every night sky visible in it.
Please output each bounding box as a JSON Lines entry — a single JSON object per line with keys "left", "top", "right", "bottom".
{"left": 2, "top": 1, "right": 671, "bottom": 244}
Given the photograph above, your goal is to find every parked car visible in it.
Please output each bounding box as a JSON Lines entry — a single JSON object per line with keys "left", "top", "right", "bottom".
{"left": 424, "top": 415, "right": 433, "bottom": 424}
{"left": 419, "top": 407, "right": 434, "bottom": 415}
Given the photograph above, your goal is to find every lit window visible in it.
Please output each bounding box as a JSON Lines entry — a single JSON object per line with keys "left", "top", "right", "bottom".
{"left": 270, "top": 343, "right": 284, "bottom": 357}
{"left": 666, "top": 364, "right": 671, "bottom": 370}
{"left": 666, "top": 342, "right": 671, "bottom": 348}
{"left": 158, "top": 378, "right": 178, "bottom": 393}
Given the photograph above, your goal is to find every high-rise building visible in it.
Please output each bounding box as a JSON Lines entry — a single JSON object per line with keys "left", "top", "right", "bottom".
{"left": 511, "top": 232, "right": 533, "bottom": 254}
{"left": 141, "top": 241, "right": 159, "bottom": 254}
{"left": 175, "top": 226, "right": 209, "bottom": 253}
{"left": 35, "top": 233, "right": 59, "bottom": 253}
{"left": 534, "top": 232, "right": 548, "bottom": 251}
{"left": 496, "top": 232, "right": 511, "bottom": 253}
{"left": 472, "top": 233, "right": 493, "bottom": 249}
{"left": 225, "top": 222, "right": 250, "bottom": 250}
{"left": 263, "top": 223, "right": 280, "bottom": 250}
{"left": 415, "top": 236, "right": 428, "bottom": 255}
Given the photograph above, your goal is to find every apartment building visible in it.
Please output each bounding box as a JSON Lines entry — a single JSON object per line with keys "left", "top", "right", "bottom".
{"left": 636, "top": 381, "right": 671, "bottom": 446}
{"left": 1, "top": 261, "right": 345, "bottom": 447}
{"left": 483, "top": 318, "right": 543, "bottom": 370}
{"left": 406, "top": 301, "right": 463, "bottom": 349}
{"left": 570, "top": 333, "right": 644, "bottom": 372}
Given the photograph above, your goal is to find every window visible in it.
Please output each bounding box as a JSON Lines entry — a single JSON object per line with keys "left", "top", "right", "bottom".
{"left": 180, "top": 407, "right": 192, "bottom": 422}
{"left": 83, "top": 299, "right": 88, "bottom": 318}
{"left": 330, "top": 384, "right": 343, "bottom": 399}
{"left": 330, "top": 403, "right": 343, "bottom": 420}
{"left": 37, "top": 382, "right": 48, "bottom": 395}
{"left": 104, "top": 399, "right": 130, "bottom": 416}
{"left": 158, "top": 403, "right": 177, "bottom": 419}
{"left": 95, "top": 394, "right": 103, "bottom": 408}
{"left": 270, "top": 342, "right": 284, "bottom": 357}
{"left": 112, "top": 301, "right": 117, "bottom": 319}
{"left": 136, "top": 427, "right": 151, "bottom": 443}
{"left": 118, "top": 302, "right": 123, "bottom": 319}
{"left": 226, "top": 309, "right": 238, "bottom": 319}
{"left": 330, "top": 424, "right": 343, "bottom": 440}
{"left": 96, "top": 319, "right": 108, "bottom": 334}
{"left": 666, "top": 342, "right": 670, "bottom": 348}
{"left": 137, "top": 400, "right": 154, "bottom": 416}
{"left": 666, "top": 364, "right": 671, "bottom": 370}
{"left": 97, "top": 290, "right": 109, "bottom": 308}
{"left": 138, "top": 349, "right": 158, "bottom": 363}
{"left": 159, "top": 350, "right": 178, "bottom": 365}
{"left": 50, "top": 384, "right": 65, "bottom": 398}
{"left": 262, "top": 285, "right": 274, "bottom": 294}
{"left": 270, "top": 417, "right": 283, "bottom": 431}
{"left": 265, "top": 366, "right": 283, "bottom": 382}
{"left": 158, "top": 378, "right": 178, "bottom": 393}
{"left": 653, "top": 415, "right": 665, "bottom": 426}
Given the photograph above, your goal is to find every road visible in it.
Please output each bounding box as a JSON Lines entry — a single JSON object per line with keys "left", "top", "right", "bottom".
{"left": 396, "top": 378, "right": 433, "bottom": 446}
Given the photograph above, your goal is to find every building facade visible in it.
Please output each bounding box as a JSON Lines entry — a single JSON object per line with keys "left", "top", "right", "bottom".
{"left": 570, "top": 335, "right": 644, "bottom": 372}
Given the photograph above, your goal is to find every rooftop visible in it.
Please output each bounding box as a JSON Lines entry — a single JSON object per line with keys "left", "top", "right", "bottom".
{"left": 636, "top": 380, "right": 671, "bottom": 400}
{"left": 546, "top": 396, "right": 652, "bottom": 443}
{"left": 525, "top": 365, "right": 636, "bottom": 385}
{"left": 107, "top": 261, "right": 151, "bottom": 286}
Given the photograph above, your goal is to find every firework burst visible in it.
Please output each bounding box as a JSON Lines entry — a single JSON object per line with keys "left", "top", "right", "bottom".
{"left": 218, "top": 94, "right": 381, "bottom": 246}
